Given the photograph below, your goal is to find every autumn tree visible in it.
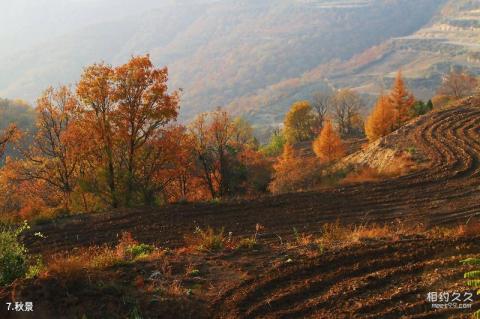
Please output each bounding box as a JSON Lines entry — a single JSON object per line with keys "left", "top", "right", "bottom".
{"left": 112, "top": 56, "right": 179, "bottom": 205}
{"left": 189, "top": 110, "right": 236, "bottom": 199}
{"left": 312, "top": 119, "right": 345, "bottom": 163}
{"left": 284, "top": 101, "right": 315, "bottom": 144}
{"left": 365, "top": 94, "right": 396, "bottom": 142}
{"left": 15, "top": 86, "right": 81, "bottom": 209}
{"left": 77, "top": 55, "right": 179, "bottom": 207}
{"left": 261, "top": 129, "right": 285, "bottom": 157}
{"left": 437, "top": 69, "right": 478, "bottom": 99}
{"left": 389, "top": 70, "right": 415, "bottom": 128}
{"left": 0, "top": 124, "right": 17, "bottom": 159}
{"left": 332, "top": 89, "right": 364, "bottom": 137}
{"left": 133, "top": 126, "right": 186, "bottom": 205}
{"left": 269, "top": 144, "right": 319, "bottom": 194}
{"left": 237, "top": 147, "right": 272, "bottom": 195}
{"left": 164, "top": 127, "right": 197, "bottom": 202}
{"left": 76, "top": 63, "right": 119, "bottom": 207}
{"left": 311, "top": 91, "right": 332, "bottom": 134}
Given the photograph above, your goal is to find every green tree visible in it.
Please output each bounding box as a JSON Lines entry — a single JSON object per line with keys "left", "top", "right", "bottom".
{"left": 260, "top": 129, "right": 285, "bottom": 157}
{"left": 284, "top": 101, "right": 315, "bottom": 144}
{"left": 411, "top": 100, "right": 433, "bottom": 117}
{"left": 232, "top": 117, "right": 256, "bottom": 148}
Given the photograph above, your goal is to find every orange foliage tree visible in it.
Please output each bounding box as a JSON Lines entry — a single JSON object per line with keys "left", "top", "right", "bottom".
{"left": 365, "top": 94, "right": 396, "bottom": 142}
{"left": 312, "top": 120, "right": 345, "bottom": 163}
{"left": 189, "top": 109, "right": 271, "bottom": 199}
{"left": 1, "top": 55, "right": 276, "bottom": 219}
{"left": 76, "top": 63, "right": 119, "bottom": 207}
{"left": 112, "top": 56, "right": 179, "bottom": 205}
{"left": 14, "top": 86, "right": 82, "bottom": 209}
{"left": 269, "top": 144, "right": 319, "bottom": 194}
{"left": 389, "top": 70, "right": 415, "bottom": 128}
{"left": 76, "top": 55, "right": 179, "bottom": 207}
{"left": 0, "top": 124, "right": 17, "bottom": 159}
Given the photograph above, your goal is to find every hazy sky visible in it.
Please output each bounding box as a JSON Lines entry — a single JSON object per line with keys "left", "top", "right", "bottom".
{"left": 0, "top": 0, "right": 183, "bottom": 53}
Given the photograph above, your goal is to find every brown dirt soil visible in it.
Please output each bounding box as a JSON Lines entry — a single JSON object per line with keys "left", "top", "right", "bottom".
{"left": 1, "top": 236, "right": 478, "bottom": 318}
{"left": 211, "top": 236, "right": 480, "bottom": 319}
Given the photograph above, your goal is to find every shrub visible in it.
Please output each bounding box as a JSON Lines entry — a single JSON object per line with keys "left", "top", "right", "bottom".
{"left": 410, "top": 100, "right": 433, "bottom": 117}
{"left": 192, "top": 227, "right": 225, "bottom": 252}
{"left": 237, "top": 223, "right": 263, "bottom": 250}
{"left": 260, "top": 130, "right": 286, "bottom": 157}
{"left": 0, "top": 221, "right": 42, "bottom": 285}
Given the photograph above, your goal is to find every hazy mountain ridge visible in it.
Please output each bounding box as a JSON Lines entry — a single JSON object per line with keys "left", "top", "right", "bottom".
{"left": 229, "top": 0, "right": 480, "bottom": 124}
{"left": 0, "top": 0, "right": 475, "bottom": 126}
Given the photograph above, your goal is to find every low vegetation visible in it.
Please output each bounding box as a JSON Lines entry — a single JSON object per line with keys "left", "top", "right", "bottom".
{"left": 188, "top": 226, "right": 227, "bottom": 252}
{"left": 0, "top": 222, "right": 42, "bottom": 285}
{"left": 45, "top": 232, "right": 160, "bottom": 276}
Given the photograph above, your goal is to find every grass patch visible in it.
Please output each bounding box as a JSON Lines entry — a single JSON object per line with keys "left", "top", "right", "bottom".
{"left": 46, "top": 232, "right": 159, "bottom": 275}
{"left": 187, "top": 226, "right": 226, "bottom": 252}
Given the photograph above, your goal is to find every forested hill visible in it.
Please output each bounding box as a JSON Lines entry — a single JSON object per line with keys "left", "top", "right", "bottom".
{"left": 1, "top": 0, "right": 476, "bottom": 125}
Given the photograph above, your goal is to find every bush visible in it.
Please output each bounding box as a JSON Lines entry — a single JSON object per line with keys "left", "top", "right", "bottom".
{"left": 410, "top": 100, "right": 433, "bottom": 117}
{"left": 192, "top": 227, "right": 225, "bottom": 252}
{"left": 260, "top": 131, "right": 286, "bottom": 157}
{"left": 0, "top": 221, "right": 42, "bottom": 285}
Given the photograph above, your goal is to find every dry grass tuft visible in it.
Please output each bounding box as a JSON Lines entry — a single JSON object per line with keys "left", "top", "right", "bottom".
{"left": 342, "top": 166, "right": 385, "bottom": 184}
{"left": 350, "top": 224, "right": 394, "bottom": 242}
{"left": 185, "top": 226, "right": 229, "bottom": 252}
{"left": 46, "top": 246, "right": 122, "bottom": 276}
{"left": 45, "top": 232, "right": 160, "bottom": 275}
{"left": 428, "top": 219, "right": 480, "bottom": 238}
{"left": 457, "top": 219, "right": 480, "bottom": 237}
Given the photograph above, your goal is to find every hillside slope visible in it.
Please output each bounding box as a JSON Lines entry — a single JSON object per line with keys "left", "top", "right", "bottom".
{"left": 0, "top": 0, "right": 444, "bottom": 122}
{"left": 26, "top": 102, "right": 480, "bottom": 254}
{"left": 236, "top": 0, "right": 480, "bottom": 124}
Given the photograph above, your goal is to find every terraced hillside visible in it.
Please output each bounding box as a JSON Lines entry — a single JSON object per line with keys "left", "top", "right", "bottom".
{"left": 26, "top": 102, "right": 480, "bottom": 255}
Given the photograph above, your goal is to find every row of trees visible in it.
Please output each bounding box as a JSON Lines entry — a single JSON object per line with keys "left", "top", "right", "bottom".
{"left": 283, "top": 88, "right": 364, "bottom": 145}
{"left": 365, "top": 70, "right": 418, "bottom": 141}
{"left": 365, "top": 68, "right": 479, "bottom": 142}
{"left": 1, "top": 60, "right": 478, "bottom": 217}
{"left": 0, "top": 56, "right": 273, "bottom": 219}
{"left": 269, "top": 67, "right": 480, "bottom": 195}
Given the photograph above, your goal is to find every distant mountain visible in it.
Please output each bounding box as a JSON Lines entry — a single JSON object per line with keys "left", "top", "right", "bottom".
{"left": 2, "top": 0, "right": 478, "bottom": 126}
{"left": 228, "top": 0, "right": 480, "bottom": 124}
